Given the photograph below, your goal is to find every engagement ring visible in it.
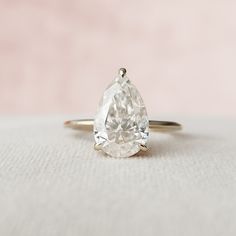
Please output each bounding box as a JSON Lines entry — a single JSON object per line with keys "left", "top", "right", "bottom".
{"left": 65, "top": 68, "right": 182, "bottom": 158}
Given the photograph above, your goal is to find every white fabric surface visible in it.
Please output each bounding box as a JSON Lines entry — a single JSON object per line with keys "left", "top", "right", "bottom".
{"left": 0, "top": 116, "right": 236, "bottom": 236}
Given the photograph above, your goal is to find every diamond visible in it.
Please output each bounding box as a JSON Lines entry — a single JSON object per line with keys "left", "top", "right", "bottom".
{"left": 94, "top": 72, "right": 149, "bottom": 158}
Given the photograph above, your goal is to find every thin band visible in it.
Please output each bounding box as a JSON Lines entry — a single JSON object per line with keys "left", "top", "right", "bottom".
{"left": 64, "top": 119, "right": 182, "bottom": 132}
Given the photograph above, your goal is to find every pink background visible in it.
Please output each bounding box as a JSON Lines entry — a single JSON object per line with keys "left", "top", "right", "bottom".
{"left": 0, "top": 0, "right": 235, "bottom": 117}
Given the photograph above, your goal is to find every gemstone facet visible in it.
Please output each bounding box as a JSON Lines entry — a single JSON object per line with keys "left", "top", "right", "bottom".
{"left": 94, "top": 71, "right": 149, "bottom": 158}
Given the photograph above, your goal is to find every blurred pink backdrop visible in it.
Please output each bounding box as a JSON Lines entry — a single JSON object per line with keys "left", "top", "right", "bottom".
{"left": 0, "top": 0, "right": 235, "bottom": 117}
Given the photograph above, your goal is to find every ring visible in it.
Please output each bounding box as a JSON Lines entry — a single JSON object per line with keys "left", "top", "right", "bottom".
{"left": 64, "top": 68, "right": 182, "bottom": 158}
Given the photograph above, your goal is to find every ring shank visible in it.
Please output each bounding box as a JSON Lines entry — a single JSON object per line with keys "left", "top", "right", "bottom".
{"left": 64, "top": 119, "right": 182, "bottom": 132}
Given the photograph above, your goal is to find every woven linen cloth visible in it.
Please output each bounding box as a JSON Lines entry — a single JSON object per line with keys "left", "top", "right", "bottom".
{"left": 0, "top": 116, "right": 235, "bottom": 236}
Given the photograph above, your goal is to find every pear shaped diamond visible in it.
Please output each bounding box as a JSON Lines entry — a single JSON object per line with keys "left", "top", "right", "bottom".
{"left": 94, "top": 69, "right": 149, "bottom": 158}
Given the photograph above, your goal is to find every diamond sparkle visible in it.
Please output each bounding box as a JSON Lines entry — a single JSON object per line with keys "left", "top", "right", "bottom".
{"left": 94, "top": 73, "right": 149, "bottom": 158}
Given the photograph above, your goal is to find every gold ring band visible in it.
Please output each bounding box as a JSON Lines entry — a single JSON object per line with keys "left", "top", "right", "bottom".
{"left": 64, "top": 119, "right": 182, "bottom": 132}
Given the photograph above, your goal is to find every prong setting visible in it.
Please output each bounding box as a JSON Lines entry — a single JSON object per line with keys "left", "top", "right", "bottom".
{"left": 94, "top": 143, "right": 102, "bottom": 151}
{"left": 140, "top": 144, "right": 148, "bottom": 152}
{"left": 118, "top": 68, "right": 127, "bottom": 77}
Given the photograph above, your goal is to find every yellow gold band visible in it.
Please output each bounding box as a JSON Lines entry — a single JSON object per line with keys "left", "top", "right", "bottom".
{"left": 64, "top": 119, "right": 182, "bottom": 132}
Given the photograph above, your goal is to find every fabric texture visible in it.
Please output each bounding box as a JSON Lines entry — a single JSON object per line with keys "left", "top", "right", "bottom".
{"left": 0, "top": 116, "right": 235, "bottom": 236}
